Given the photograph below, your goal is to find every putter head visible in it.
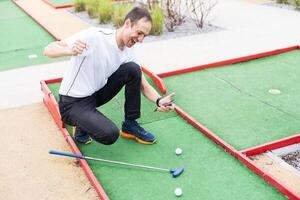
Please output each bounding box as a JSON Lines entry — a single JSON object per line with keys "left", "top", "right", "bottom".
{"left": 170, "top": 167, "right": 184, "bottom": 178}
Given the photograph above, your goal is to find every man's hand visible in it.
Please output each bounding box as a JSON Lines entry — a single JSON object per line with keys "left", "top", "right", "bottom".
{"left": 44, "top": 40, "right": 88, "bottom": 58}
{"left": 70, "top": 40, "right": 88, "bottom": 56}
{"left": 140, "top": 74, "right": 175, "bottom": 112}
{"left": 156, "top": 93, "right": 175, "bottom": 112}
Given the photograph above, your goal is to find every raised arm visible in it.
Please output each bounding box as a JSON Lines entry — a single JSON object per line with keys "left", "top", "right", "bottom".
{"left": 43, "top": 40, "right": 88, "bottom": 58}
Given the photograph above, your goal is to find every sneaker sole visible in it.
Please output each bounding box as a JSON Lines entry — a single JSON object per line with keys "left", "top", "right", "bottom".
{"left": 120, "top": 130, "right": 157, "bottom": 145}
{"left": 72, "top": 126, "right": 92, "bottom": 145}
{"left": 81, "top": 139, "right": 92, "bottom": 145}
{"left": 72, "top": 126, "right": 76, "bottom": 137}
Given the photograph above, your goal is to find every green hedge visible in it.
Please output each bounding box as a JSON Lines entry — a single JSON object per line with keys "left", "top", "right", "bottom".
{"left": 85, "top": 0, "right": 100, "bottom": 18}
{"left": 74, "top": 0, "right": 85, "bottom": 12}
{"left": 74, "top": 1, "right": 165, "bottom": 36}
{"left": 295, "top": 0, "right": 300, "bottom": 8}
{"left": 276, "top": 0, "right": 288, "bottom": 3}
{"left": 97, "top": 0, "right": 114, "bottom": 23}
{"left": 112, "top": 4, "right": 133, "bottom": 28}
{"left": 150, "top": 7, "right": 164, "bottom": 35}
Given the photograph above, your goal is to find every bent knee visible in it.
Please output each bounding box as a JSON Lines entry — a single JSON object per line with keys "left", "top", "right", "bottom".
{"left": 94, "top": 129, "right": 120, "bottom": 145}
{"left": 126, "top": 62, "right": 141, "bottom": 79}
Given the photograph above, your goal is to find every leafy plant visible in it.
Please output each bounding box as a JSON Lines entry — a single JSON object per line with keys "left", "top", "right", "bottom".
{"left": 112, "top": 4, "right": 133, "bottom": 27}
{"left": 163, "top": 0, "right": 185, "bottom": 32}
{"left": 276, "top": 0, "right": 288, "bottom": 4}
{"left": 150, "top": 7, "right": 164, "bottom": 35}
{"left": 295, "top": 0, "right": 300, "bottom": 8}
{"left": 86, "top": 0, "right": 100, "bottom": 18}
{"left": 98, "top": 0, "right": 113, "bottom": 23}
{"left": 186, "top": 0, "right": 217, "bottom": 29}
{"left": 146, "top": 0, "right": 161, "bottom": 10}
{"left": 74, "top": 0, "right": 86, "bottom": 12}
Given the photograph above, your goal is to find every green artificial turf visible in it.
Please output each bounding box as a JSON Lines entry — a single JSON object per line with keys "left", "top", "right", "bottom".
{"left": 48, "top": 0, "right": 74, "bottom": 6}
{"left": 0, "top": 0, "right": 65, "bottom": 71}
{"left": 47, "top": 80, "right": 286, "bottom": 200}
{"left": 163, "top": 50, "right": 300, "bottom": 150}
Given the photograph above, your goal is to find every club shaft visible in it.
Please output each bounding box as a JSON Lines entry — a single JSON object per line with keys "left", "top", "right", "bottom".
{"left": 84, "top": 156, "right": 169, "bottom": 172}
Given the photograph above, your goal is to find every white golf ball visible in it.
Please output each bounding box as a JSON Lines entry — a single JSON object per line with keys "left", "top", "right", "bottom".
{"left": 175, "top": 148, "right": 183, "bottom": 155}
{"left": 174, "top": 188, "right": 183, "bottom": 197}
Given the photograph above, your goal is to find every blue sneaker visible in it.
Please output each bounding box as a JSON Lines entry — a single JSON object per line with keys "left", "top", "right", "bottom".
{"left": 120, "top": 120, "right": 157, "bottom": 144}
{"left": 72, "top": 126, "right": 92, "bottom": 144}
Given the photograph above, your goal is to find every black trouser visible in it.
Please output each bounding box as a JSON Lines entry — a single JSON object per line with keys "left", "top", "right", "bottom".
{"left": 58, "top": 62, "right": 141, "bottom": 145}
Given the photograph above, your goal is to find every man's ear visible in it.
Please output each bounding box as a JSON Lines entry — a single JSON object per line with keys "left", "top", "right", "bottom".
{"left": 124, "top": 19, "right": 131, "bottom": 28}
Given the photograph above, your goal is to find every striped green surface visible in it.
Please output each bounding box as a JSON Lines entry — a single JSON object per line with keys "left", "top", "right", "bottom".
{"left": 48, "top": 0, "right": 73, "bottom": 6}
{"left": 163, "top": 50, "right": 300, "bottom": 150}
{"left": 47, "top": 80, "right": 286, "bottom": 200}
{"left": 0, "top": 0, "right": 65, "bottom": 71}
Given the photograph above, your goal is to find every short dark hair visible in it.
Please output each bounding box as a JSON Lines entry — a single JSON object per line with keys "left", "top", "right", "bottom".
{"left": 124, "top": 7, "right": 152, "bottom": 25}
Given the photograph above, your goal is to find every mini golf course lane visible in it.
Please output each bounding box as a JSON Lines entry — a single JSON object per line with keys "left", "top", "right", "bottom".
{"left": 163, "top": 50, "right": 300, "bottom": 150}
{"left": 48, "top": 82, "right": 286, "bottom": 200}
{"left": 0, "top": 0, "right": 65, "bottom": 71}
{"left": 47, "top": 0, "right": 73, "bottom": 6}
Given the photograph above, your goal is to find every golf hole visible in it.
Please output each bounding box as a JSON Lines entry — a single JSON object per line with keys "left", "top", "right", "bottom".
{"left": 268, "top": 89, "right": 281, "bottom": 95}
{"left": 28, "top": 54, "right": 38, "bottom": 59}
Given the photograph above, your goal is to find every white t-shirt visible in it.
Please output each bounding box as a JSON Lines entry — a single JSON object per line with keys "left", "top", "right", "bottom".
{"left": 59, "top": 27, "right": 139, "bottom": 98}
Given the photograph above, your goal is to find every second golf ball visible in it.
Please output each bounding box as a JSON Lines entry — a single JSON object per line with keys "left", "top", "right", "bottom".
{"left": 174, "top": 188, "right": 183, "bottom": 197}
{"left": 175, "top": 148, "right": 183, "bottom": 155}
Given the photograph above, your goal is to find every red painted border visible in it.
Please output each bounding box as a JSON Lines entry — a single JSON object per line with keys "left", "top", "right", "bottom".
{"left": 175, "top": 105, "right": 300, "bottom": 200}
{"left": 40, "top": 80, "right": 110, "bottom": 200}
{"left": 44, "top": 77, "right": 63, "bottom": 84}
{"left": 175, "top": 106, "right": 237, "bottom": 155}
{"left": 12, "top": 0, "right": 60, "bottom": 41}
{"left": 141, "top": 66, "right": 167, "bottom": 94}
{"left": 42, "top": 0, "right": 73, "bottom": 9}
{"left": 241, "top": 134, "right": 300, "bottom": 157}
{"left": 157, "top": 46, "right": 300, "bottom": 78}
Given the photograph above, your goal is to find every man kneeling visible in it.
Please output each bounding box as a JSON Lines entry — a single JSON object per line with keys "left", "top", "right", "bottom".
{"left": 44, "top": 7, "right": 174, "bottom": 145}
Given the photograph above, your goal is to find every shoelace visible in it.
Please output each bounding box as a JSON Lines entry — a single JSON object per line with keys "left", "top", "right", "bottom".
{"left": 132, "top": 121, "right": 147, "bottom": 135}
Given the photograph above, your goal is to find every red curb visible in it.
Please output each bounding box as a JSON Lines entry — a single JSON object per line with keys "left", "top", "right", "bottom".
{"left": 41, "top": 79, "right": 110, "bottom": 200}
{"left": 142, "top": 66, "right": 167, "bottom": 94}
{"left": 240, "top": 133, "right": 300, "bottom": 157}
{"left": 157, "top": 45, "right": 299, "bottom": 78}
{"left": 42, "top": 0, "right": 73, "bottom": 9}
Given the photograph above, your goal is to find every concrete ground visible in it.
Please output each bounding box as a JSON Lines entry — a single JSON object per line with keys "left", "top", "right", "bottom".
{"left": 0, "top": 0, "right": 299, "bottom": 199}
{"left": 0, "top": 103, "right": 99, "bottom": 200}
{"left": 252, "top": 153, "right": 300, "bottom": 195}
